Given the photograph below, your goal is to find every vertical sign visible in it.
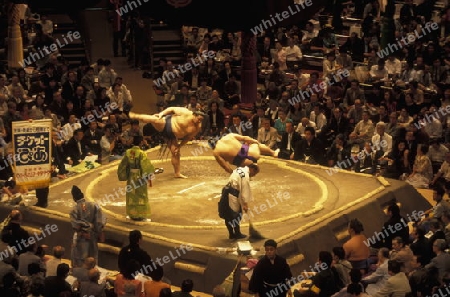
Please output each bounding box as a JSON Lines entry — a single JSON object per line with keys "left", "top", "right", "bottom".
{"left": 12, "top": 120, "right": 52, "bottom": 189}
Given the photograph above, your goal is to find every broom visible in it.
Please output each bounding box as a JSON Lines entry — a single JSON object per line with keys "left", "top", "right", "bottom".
{"left": 248, "top": 217, "right": 265, "bottom": 240}
{"left": 220, "top": 255, "right": 243, "bottom": 297}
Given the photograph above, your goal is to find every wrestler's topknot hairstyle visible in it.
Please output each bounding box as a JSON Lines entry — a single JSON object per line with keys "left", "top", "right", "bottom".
{"left": 348, "top": 218, "right": 364, "bottom": 234}
{"left": 193, "top": 111, "right": 206, "bottom": 117}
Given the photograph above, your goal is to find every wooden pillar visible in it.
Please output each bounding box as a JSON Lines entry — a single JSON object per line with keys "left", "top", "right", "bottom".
{"left": 240, "top": 31, "right": 257, "bottom": 104}
{"left": 7, "top": 3, "right": 24, "bottom": 70}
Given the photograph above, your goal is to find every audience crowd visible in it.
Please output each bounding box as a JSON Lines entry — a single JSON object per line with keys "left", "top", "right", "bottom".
{"left": 151, "top": 0, "right": 450, "bottom": 191}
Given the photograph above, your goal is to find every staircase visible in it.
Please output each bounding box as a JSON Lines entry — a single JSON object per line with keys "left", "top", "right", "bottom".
{"left": 150, "top": 21, "right": 185, "bottom": 76}
{"left": 52, "top": 15, "right": 90, "bottom": 66}
{"left": 34, "top": 12, "right": 90, "bottom": 67}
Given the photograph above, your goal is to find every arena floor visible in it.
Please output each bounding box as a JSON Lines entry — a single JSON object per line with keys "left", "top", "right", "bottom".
{"left": 34, "top": 143, "right": 396, "bottom": 248}
{"left": 2, "top": 142, "right": 432, "bottom": 293}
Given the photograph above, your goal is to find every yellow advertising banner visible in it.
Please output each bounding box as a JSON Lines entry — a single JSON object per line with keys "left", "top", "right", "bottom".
{"left": 12, "top": 120, "right": 52, "bottom": 189}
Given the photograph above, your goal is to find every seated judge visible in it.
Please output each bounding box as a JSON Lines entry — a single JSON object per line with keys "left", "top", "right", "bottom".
{"left": 257, "top": 118, "right": 278, "bottom": 150}
{"left": 278, "top": 121, "right": 301, "bottom": 160}
{"left": 292, "top": 126, "right": 325, "bottom": 165}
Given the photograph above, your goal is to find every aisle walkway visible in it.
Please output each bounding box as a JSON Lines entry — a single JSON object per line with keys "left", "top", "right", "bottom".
{"left": 84, "top": 10, "right": 157, "bottom": 115}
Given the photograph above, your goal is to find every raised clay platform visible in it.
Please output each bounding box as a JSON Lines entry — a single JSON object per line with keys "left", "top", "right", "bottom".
{"left": 0, "top": 143, "right": 432, "bottom": 294}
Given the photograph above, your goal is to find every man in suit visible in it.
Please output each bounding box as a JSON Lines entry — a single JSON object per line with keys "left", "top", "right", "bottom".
{"left": 425, "top": 239, "right": 450, "bottom": 281}
{"left": 292, "top": 127, "right": 325, "bottom": 165}
{"left": 278, "top": 121, "right": 300, "bottom": 160}
{"left": 343, "top": 80, "right": 365, "bottom": 108}
{"left": 355, "top": 141, "right": 384, "bottom": 174}
{"left": 84, "top": 121, "right": 103, "bottom": 156}
{"left": 65, "top": 128, "right": 88, "bottom": 166}
{"left": 43, "top": 263, "right": 73, "bottom": 297}
{"left": 18, "top": 243, "right": 42, "bottom": 276}
{"left": 390, "top": 237, "right": 414, "bottom": 274}
{"left": 183, "top": 67, "right": 201, "bottom": 90}
{"left": 405, "top": 130, "right": 418, "bottom": 165}
{"left": 257, "top": 36, "right": 273, "bottom": 66}
{"left": 219, "top": 61, "right": 234, "bottom": 83}
{"left": 229, "top": 114, "right": 253, "bottom": 137}
{"left": 326, "top": 134, "right": 352, "bottom": 168}
{"left": 431, "top": 58, "right": 445, "bottom": 83}
{"left": 49, "top": 91, "right": 67, "bottom": 122}
{"left": 61, "top": 71, "right": 79, "bottom": 101}
{"left": 79, "top": 268, "right": 106, "bottom": 297}
{"left": 373, "top": 260, "right": 411, "bottom": 297}
{"left": 257, "top": 118, "right": 278, "bottom": 150}
{"left": 252, "top": 107, "right": 266, "bottom": 138}
{"left": 428, "top": 220, "right": 446, "bottom": 253}
{"left": 342, "top": 32, "right": 364, "bottom": 62}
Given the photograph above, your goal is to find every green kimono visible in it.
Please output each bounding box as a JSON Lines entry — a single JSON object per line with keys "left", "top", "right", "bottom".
{"left": 117, "top": 146, "right": 155, "bottom": 219}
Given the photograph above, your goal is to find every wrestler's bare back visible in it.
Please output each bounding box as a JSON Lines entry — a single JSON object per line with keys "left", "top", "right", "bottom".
{"left": 214, "top": 133, "right": 261, "bottom": 161}
{"left": 129, "top": 110, "right": 201, "bottom": 140}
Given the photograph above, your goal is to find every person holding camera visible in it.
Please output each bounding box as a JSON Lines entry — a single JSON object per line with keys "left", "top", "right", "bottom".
{"left": 100, "top": 124, "right": 125, "bottom": 165}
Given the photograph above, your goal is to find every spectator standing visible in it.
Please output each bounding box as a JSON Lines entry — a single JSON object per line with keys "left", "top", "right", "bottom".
{"left": 249, "top": 239, "right": 292, "bottom": 297}
{"left": 118, "top": 230, "right": 153, "bottom": 277}
{"left": 343, "top": 219, "right": 370, "bottom": 273}
{"left": 70, "top": 185, "right": 105, "bottom": 268}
